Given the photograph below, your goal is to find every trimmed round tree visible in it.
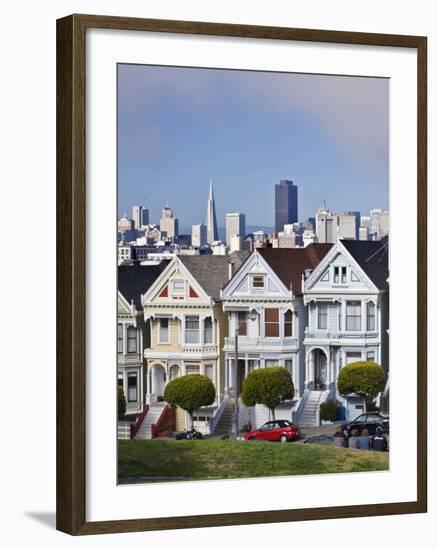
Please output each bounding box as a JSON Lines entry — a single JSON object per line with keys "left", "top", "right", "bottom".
{"left": 164, "top": 374, "right": 215, "bottom": 430}
{"left": 118, "top": 385, "right": 126, "bottom": 419}
{"left": 241, "top": 367, "right": 294, "bottom": 420}
{"left": 337, "top": 361, "right": 385, "bottom": 413}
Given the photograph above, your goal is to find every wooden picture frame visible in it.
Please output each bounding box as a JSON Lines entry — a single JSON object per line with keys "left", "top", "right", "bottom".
{"left": 56, "top": 13, "right": 427, "bottom": 535}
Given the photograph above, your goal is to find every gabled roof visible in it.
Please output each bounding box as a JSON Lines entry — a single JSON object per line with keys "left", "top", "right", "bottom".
{"left": 118, "top": 261, "right": 170, "bottom": 308}
{"left": 257, "top": 244, "right": 332, "bottom": 296}
{"left": 341, "top": 238, "right": 389, "bottom": 290}
{"left": 179, "top": 252, "right": 248, "bottom": 301}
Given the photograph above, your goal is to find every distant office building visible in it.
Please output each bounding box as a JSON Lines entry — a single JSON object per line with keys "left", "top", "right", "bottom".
{"left": 275, "top": 233, "right": 296, "bottom": 248}
{"left": 338, "top": 213, "right": 357, "bottom": 240}
{"left": 160, "top": 206, "right": 179, "bottom": 240}
{"left": 359, "top": 226, "right": 369, "bottom": 241}
{"left": 370, "top": 208, "right": 390, "bottom": 239}
{"left": 275, "top": 179, "right": 298, "bottom": 234}
{"left": 303, "top": 228, "right": 317, "bottom": 247}
{"left": 316, "top": 207, "right": 337, "bottom": 243}
{"left": 361, "top": 215, "right": 371, "bottom": 229}
{"left": 283, "top": 224, "right": 295, "bottom": 235}
{"left": 211, "top": 242, "right": 228, "bottom": 255}
{"left": 229, "top": 234, "right": 244, "bottom": 253}
{"left": 225, "top": 212, "right": 246, "bottom": 246}
{"left": 132, "top": 205, "right": 150, "bottom": 229}
{"left": 144, "top": 224, "right": 161, "bottom": 243}
{"left": 342, "top": 211, "right": 360, "bottom": 239}
{"left": 118, "top": 243, "right": 133, "bottom": 265}
{"left": 304, "top": 217, "right": 316, "bottom": 231}
{"left": 205, "top": 181, "right": 219, "bottom": 243}
{"left": 177, "top": 234, "right": 192, "bottom": 247}
{"left": 118, "top": 216, "right": 134, "bottom": 233}
{"left": 192, "top": 223, "right": 207, "bottom": 248}
{"left": 252, "top": 230, "right": 267, "bottom": 248}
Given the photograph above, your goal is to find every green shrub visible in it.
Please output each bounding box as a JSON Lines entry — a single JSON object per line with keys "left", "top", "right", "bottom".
{"left": 320, "top": 401, "right": 337, "bottom": 422}
{"left": 337, "top": 361, "right": 385, "bottom": 413}
{"left": 241, "top": 367, "right": 294, "bottom": 420}
{"left": 118, "top": 385, "right": 126, "bottom": 419}
{"left": 164, "top": 374, "right": 215, "bottom": 429}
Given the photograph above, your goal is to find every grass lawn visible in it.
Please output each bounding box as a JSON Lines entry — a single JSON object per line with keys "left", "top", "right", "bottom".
{"left": 118, "top": 439, "right": 389, "bottom": 482}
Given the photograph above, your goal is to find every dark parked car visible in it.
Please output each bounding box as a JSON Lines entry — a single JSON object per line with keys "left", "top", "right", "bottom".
{"left": 343, "top": 412, "right": 389, "bottom": 436}
{"left": 244, "top": 420, "right": 300, "bottom": 442}
{"left": 175, "top": 428, "right": 203, "bottom": 440}
{"left": 303, "top": 434, "right": 334, "bottom": 445}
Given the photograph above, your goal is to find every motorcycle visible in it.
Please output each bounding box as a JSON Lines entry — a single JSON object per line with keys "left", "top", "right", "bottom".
{"left": 175, "top": 428, "right": 203, "bottom": 440}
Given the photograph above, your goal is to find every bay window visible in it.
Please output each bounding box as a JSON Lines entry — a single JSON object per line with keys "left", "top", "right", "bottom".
{"left": 204, "top": 317, "right": 213, "bottom": 343}
{"left": 284, "top": 310, "right": 293, "bottom": 337}
{"left": 367, "top": 302, "right": 376, "bottom": 331}
{"left": 317, "top": 303, "right": 328, "bottom": 330}
{"left": 185, "top": 315, "right": 200, "bottom": 344}
{"left": 264, "top": 308, "right": 279, "bottom": 337}
{"left": 346, "top": 301, "right": 362, "bottom": 331}
{"left": 127, "top": 326, "right": 137, "bottom": 353}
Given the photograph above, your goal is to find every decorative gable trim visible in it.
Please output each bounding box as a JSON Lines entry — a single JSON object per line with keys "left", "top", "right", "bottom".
{"left": 223, "top": 250, "right": 291, "bottom": 298}
{"left": 304, "top": 240, "right": 378, "bottom": 292}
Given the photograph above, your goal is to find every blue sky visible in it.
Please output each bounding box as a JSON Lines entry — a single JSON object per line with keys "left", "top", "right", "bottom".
{"left": 118, "top": 64, "right": 389, "bottom": 230}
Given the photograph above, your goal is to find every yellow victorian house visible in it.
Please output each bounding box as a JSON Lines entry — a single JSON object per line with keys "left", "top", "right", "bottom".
{"left": 141, "top": 252, "right": 247, "bottom": 434}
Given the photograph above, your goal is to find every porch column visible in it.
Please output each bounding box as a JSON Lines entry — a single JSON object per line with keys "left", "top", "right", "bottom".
{"left": 244, "top": 356, "right": 249, "bottom": 379}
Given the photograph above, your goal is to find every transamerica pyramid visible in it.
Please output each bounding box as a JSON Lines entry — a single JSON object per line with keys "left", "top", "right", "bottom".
{"left": 205, "top": 180, "right": 219, "bottom": 243}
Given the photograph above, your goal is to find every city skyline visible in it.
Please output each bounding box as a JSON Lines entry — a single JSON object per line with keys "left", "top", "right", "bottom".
{"left": 118, "top": 64, "right": 389, "bottom": 226}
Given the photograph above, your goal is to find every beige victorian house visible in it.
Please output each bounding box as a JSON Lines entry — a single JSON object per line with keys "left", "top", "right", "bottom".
{"left": 142, "top": 252, "right": 247, "bottom": 432}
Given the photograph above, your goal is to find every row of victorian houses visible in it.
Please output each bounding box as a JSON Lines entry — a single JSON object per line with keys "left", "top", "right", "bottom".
{"left": 118, "top": 238, "right": 389, "bottom": 437}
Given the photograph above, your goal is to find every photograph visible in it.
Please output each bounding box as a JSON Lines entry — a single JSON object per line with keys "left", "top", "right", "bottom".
{"left": 116, "top": 63, "right": 391, "bottom": 484}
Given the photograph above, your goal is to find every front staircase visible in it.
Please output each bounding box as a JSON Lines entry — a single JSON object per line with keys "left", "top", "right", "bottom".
{"left": 297, "top": 390, "right": 325, "bottom": 427}
{"left": 135, "top": 402, "right": 166, "bottom": 439}
{"left": 212, "top": 398, "right": 236, "bottom": 436}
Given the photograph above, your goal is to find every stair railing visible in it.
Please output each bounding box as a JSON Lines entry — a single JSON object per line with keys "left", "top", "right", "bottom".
{"left": 130, "top": 403, "right": 149, "bottom": 439}
{"left": 151, "top": 405, "right": 175, "bottom": 439}
{"left": 208, "top": 397, "right": 228, "bottom": 433}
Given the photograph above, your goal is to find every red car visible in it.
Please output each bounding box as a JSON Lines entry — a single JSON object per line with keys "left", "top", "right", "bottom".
{"left": 244, "top": 420, "right": 300, "bottom": 443}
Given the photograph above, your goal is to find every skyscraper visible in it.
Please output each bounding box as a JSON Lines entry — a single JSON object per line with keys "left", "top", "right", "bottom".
{"left": 205, "top": 181, "right": 219, "bottom": 243}
{"left": 225, "top": 212, "right": 246, "bottom": 246}
{"left": 160, "top": 205, "right": 178, "bottom": 240}
{"left": 275, "top": 179, "right": 298, "bottom": 234}
{"left": 316, "top": 206, "right": 337, "bottom": 243}
{"left": 191, "top": 223, "right": 207, "bottom": 248}
{"left": 132, "top": 205, "right": 150, "bottom": 229}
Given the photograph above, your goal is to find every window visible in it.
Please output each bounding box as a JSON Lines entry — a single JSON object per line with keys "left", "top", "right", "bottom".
{"left": 367, "top": 351, "right": 376, "bottom": 362}
{"left": 186, "top": 364, "right": 200, "bottom": 375}
{"left": 204, "top": 364, "right": 214, "bottom": 380}
{"left": 367, "top": 302, "right": 376, "bottom": 331}
{"left": 346, "top": 351, "right": 362, "bottom": 364}
{"left": 117, "top": 324, "right": 123, "bottom": 353}
{"left": 346, "top": 301, "right": 361, "bottom": 331}
{"left": 284, "top": 310, "right": 293, "bottom": 337}
{"left": 317, "top": 303, "right": 328, "bottom": 330}
{"left": 338, "top": 304, "right": 343, "bottom": 331}
{"left": 334, "top": 266, "right": 347, "bottom": 284}
{"left": 127, "top": 326, "right": 137, "bottom": 353}
{"left": 117, "top": 373, "right": 124, "bottom": 387}
{"left": 285, "top": 360, "right": 293, "bottom": 377}
{"left": 264, "top": 309, "right": 279, "bottom": 337}
{"left": 127, "top": 373, "right": 138, "bottom": 402}
{"left": 237, "top": 312, "right": 247, "bottom": 336}
{"left": 265, "top": 359, "right": 277, "bottom": 368}
{"left": 159, "top": 318, "right": 169, "bottom": 343}
{"left": 248, "top": 359, "right": 259, "bottom": 372}
{"left": 204, "top": 317, "right": 213, "bottom": 343}
{"left": 171, "top": 278, "right": 185, "bottom": 297}
{"left": 185, "top": 316, "right": 200, "bottom": 344}
{"left": 252, "top": 275, "right": 265, "bottom": 288}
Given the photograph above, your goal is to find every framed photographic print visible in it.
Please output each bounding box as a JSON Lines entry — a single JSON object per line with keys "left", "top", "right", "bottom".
{"left": 56, "top": 14, "right": 427, "bottom": 535}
